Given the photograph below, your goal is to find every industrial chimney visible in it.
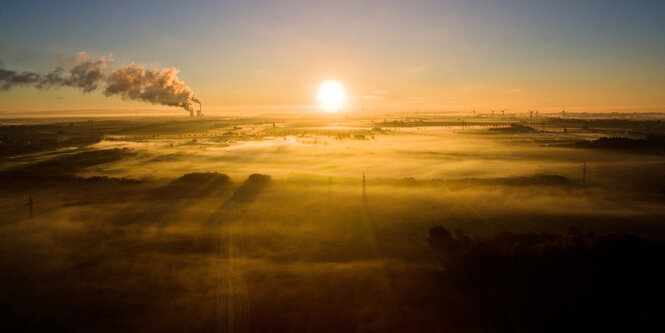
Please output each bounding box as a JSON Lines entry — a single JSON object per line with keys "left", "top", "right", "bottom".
{"left": 196, "top": 102, "right": 203, "bottom": 117}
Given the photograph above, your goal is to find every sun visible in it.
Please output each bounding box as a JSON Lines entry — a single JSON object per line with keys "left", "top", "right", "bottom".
{"left": 317, "top": 80, "right": 346, "bottom": 112}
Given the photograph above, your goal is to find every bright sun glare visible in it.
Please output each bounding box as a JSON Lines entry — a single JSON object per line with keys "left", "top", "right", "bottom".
{"left": 317, "top": 80, "right": 346, "bottom": 112}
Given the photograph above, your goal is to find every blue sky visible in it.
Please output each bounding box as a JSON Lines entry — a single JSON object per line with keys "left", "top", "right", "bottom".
{"left": 1, "top": 0, "right": 664, "bottom": 113}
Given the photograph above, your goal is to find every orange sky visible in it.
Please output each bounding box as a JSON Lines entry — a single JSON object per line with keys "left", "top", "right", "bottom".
{"left": 1, "top": 1, "right": 664, "bottom": 115}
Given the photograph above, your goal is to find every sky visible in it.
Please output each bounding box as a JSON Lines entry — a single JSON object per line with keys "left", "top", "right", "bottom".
{"left": 1, "top": 0, "right": 664, "bottom": 115}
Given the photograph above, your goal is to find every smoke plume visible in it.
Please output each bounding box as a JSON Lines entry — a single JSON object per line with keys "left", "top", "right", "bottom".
{"left": 0, "top": 52, "right": 110, "bottom": 93}
{"left": 105, "top": 65, "right": 200, "bottom": 112}
{"left": 0, "top": 52, "right": 200, "bottom": 112}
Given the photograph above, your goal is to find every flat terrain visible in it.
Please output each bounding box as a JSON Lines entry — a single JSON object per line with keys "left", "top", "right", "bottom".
{"left": 1, "top": 113, "right": 664, "bottom": 331}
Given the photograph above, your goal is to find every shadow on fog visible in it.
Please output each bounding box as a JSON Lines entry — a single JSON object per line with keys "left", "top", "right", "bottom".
{"left": 0, "top": 169, "right": 272, "bottom": 332}
{"left": 226, "top": 173, "right": 272, "bottom": 206}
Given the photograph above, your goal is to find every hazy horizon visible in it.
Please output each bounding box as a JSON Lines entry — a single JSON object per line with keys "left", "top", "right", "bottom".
{"left": 2, "top": 2, "right": 665, "bottom": 332}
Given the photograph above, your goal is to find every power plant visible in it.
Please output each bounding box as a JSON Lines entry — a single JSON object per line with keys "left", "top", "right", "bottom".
{"left": 189, "top": 101, "right": 203, "bottom": 117}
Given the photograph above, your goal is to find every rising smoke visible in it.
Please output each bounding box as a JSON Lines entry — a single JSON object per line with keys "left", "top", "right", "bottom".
{"left": 0, "top": 52, "right": 110, "bottom": 93}
{"left": 0, "top": 52, "right": 200, "bottom": 112}
{"left": 105, "top": 65, "right": 200, "bottom": 112}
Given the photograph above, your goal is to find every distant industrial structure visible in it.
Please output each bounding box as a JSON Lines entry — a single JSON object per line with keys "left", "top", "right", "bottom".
{"left": 190, "top": 101, "right": 203, "bottom": 117}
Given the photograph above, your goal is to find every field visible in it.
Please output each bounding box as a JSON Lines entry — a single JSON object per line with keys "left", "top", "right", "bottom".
{"left": 1, "top": 112, "right": 664, "bottom": 332}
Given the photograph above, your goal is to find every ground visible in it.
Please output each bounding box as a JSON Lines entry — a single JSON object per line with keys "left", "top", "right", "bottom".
{"left": 1, "top": 112, "right": 664, "bottom": 331}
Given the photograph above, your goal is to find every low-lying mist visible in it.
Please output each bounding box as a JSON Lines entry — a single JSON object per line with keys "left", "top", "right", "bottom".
{"left": 1, "top": 114, "right": 664, "bottom": 331}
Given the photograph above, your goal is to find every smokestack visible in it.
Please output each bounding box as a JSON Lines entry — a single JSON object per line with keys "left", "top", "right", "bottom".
{"left": 196, "top": 102, "right": 202, "bottom": 117}
{"left": 189, "top": 110, "right": 194, "bottom": 117}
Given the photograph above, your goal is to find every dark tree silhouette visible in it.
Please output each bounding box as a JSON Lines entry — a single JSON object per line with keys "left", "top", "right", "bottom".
{"left": 428, "top": 226, "right": 665, "bottom": 332}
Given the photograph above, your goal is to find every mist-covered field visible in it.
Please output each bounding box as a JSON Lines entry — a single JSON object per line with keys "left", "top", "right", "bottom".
{"left": 1, "top": 113, "right": 664, "bottom": 332}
